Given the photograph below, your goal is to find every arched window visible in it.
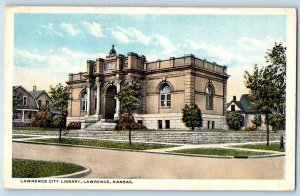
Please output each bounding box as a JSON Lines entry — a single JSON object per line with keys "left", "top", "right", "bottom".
{"left": 206, "top": 84, "right": 214, "bottom": 109}
{"left": 81, "top": 91, "right": 87, "bottom": 111}
{"left": 160, "top": 84, "right": 171, "bottom": 107}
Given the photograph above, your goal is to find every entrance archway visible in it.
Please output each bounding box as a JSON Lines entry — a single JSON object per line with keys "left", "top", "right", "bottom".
{"left": 104, "top": 85, "right": 117, "bottom": 119}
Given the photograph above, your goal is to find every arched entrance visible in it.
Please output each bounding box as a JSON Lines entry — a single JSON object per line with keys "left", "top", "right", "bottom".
{"left": 104, "top": 85, "right": 117, "bottom": 119}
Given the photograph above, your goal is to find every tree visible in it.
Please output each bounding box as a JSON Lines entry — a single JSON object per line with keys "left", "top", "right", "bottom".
{"left": 49, "top": 83, "right": 70, "bottom": 142}
{"left": 252, "top": 114, "right": 262, "bottom": 131}
{"left": 244, "top": 42, "right": 286, "bottom": 146}
{"left": 182, "top": 104, "right": 203, "bottom": 130}
{"left": 268, "top": 113, "right": 285, "bottom": 131}
{"left": 31, "top": 106, "right": 52, "bottom": 127}
{"left": 117, "top": 81, "right": 141, "bottom": 145}
{"left": 12, "top": 91, "right": 22, "bottom": 120}
{"left": 226, "top": 111, "right": 244, "bottom": 130}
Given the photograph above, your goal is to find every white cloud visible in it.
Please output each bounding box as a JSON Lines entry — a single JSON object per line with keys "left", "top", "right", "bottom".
{"left": 60, "top": 23, "right": 80, "bottom": 36}
{"left": 111, "top": 30, "right": 130, "bottom": 43}
{"left": 14, "top": 48, "right": 106, "bottom": 88}
{"left": 14, "top": 49, "right": 46, "bottom": 62}
{"left": 111, "top": 26, "right": 150, "bottom": 45}
{"left": 153, "top": 34, "right": 177, "bottom": 56}
{"left": 39, "top": 23, "right": 63, "bottom": 37}
{"left": 227, "top": 66, "right": 250, "bottom": 101}
{"left": 238, "top": 36, "right": 284, "bottom": 52}
{"left": 82, "top": 21, "right": 104, "bottom": 38}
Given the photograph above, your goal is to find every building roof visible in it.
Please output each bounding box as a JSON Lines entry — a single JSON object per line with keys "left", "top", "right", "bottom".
{"left": 227, "top": 94, "right": 258, "bottom": 114}
{"left": 29, "top": 90, "right": 45, "bottom": 99}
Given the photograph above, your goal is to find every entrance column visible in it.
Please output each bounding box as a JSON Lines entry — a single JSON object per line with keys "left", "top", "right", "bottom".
{"left": 22, "top": 110, "right": 25, "bottom": 122}
{"left": 86, "top": 82, "right": 91, "bottom": 117}
{"left": 114, "top": 79, "right": 121, "bottom": 120}
{"left": 96, "top": 81, "right": 101, "bottom": 116}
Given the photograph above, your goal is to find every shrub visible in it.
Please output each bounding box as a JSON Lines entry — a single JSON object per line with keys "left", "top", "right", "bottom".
{"left": 244, "top": 126, "right": 256, "bottom": 132}
{"left": 268, "top": 113, "right": 285, "bottom": 131}
{"left": 182, "top": 104, "right": 203, "bottom": 130}
{"left": 67, "top": 122, "right": 81, "bottom": 130}
{"left": 115, "top": 113, "right": 146, "bottom": 130}
{"left": 31, "top": 106, "right": 52, "bottom": 127}
{"left": 251, "top": 114, "right": 262, "bottom": 131}
{"left": 50, "top": 115, "right": 62, "bottom": 128}
{"left": 226, "top": 111, "right": 244, "bottom": 130}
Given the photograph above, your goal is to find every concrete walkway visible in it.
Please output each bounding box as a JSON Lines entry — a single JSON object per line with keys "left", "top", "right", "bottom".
{"left": 12, "top": 142, "right": 284, "bottom": 179}
{"left": 13, "top": 134, "right": 285, "bottom": 155}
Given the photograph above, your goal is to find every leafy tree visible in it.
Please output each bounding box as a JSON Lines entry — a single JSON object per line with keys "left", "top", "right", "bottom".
{"left": 117, "top": 81, "right": 141, "bottom": 145}
{"left": 226, "top": 111, "right": 244, "bottom": 130}
{"left": 252, "top": 114, "right": 262, "bottom": 131}
{"left": 244, "top": 42, "right": 286, "bottom": 146}
{"left": 268, "top": 113, "right": 285, "bottom": 131}
{"left": 49, "top": 83, "right": 70, "bottom": 142}
{"left": 12, "top": 91, "right": 22, "bottom": 120}
{"left": 182, "top": 104, "right": 203, "bottom": 130}
{"left": 31, "top": 106, "right": 52, "bottom": 127}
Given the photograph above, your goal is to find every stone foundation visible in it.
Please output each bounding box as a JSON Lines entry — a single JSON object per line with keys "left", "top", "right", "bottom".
{"left": 133, "top": 113, "right": 228, "bottom": 130}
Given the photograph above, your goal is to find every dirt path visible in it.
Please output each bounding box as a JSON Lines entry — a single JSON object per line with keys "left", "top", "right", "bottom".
{"left": 12, "top": 142, "right": 284, "bottom": 179}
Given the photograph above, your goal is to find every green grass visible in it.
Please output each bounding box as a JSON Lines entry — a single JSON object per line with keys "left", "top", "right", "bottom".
{"left": 173, "top": 148, "right": 271, "bottom": 157}
{"left": 29, "top": 138, "right": 176, "bottom": 150}
{"left": 13, "top": 127, "right": 66, "bottom": 131}
{"left": 12, "top": 135, "right": 36, "bottom": 139}
{"left": 12, "top": 159, "right": 85, "bottom": 178}
{"left": 232, "top": 143, "right": 285, "bottom": 152}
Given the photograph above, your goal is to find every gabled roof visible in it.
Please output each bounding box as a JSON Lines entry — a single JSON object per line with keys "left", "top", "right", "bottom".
{"left": 29, "top": 90, "right": 45, "bottom": 99}
{"left": 13, "top": 85, "right": 39, "bottom": 108}
{"left": 227, "top": 94, "right": 258, "bottom": 114}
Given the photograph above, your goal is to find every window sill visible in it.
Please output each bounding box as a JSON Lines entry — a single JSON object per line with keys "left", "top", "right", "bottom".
{"left": 159, "top": 107, "right": 171, "bottom": 109}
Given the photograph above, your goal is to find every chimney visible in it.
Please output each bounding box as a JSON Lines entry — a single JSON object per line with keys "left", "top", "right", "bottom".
{"left": 33, "top": 86, "right": 37, "bottom": 91}
{"left": 233, "top": 96, "right": 236, "bottom": 101}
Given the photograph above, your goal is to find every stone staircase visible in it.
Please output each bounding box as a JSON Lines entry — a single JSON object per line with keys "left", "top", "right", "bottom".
{"left": 84, "top": 120, "right": 117, "bottom": 131}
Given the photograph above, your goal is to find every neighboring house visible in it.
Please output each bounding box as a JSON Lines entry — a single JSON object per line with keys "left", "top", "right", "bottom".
{"left": 227, "top": 94, "right": 270, "bottom": 130}
{"left": 13, "top": 85, "right": 53, "bottom": 123}
{"left": 67, "top": 45, "right": 229, "bottom": 130}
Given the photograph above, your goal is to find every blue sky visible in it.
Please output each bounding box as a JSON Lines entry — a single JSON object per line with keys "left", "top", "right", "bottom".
{"left": 13, "top": 13, "right": 286, "bottom": 99}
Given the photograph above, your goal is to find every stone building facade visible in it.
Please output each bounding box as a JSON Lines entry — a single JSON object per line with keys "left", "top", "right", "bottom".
{"left": 66, "top": 46, "right": 229, "bottom": 130}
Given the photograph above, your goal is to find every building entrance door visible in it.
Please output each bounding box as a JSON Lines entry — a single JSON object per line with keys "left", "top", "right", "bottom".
{"left": 105, "top": 85, "right": 117, "bottom": 119}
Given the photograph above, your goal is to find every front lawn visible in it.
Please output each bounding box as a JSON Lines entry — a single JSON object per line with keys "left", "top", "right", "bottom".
{"left": 13, "top": 127, "right": 67, "bottom": 131}
{"left": 29, "top": 138, "right": 176, "bottom": 150}
{"left": 231, "top": 143, "right": 285, "bottom": 152}
{"left": 12, "top": 159, "right": 85, "bottom": 178}
{"left": 12, "top": 135, "right": 37, "bottom": 139}
{"left": 173, "top": 148, "right": 271, "bottom": 157}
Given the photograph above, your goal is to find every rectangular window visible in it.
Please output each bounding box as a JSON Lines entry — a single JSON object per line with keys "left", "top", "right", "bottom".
{"left": 46, "top": 100, "right": 49, "bottom": 107}
{"left": 158, "top": 120, "right": 163, "bottom": 129}
{"left": 207, "top": 121, "right": 210, "bottom": 129}
{"left": 212, "top": 121, "right": 215, "bottom": 129}
{"left": 165, "top": 120, "right": 170, "bottom": 129}
{"left": 38, "top": 100, "right": 42, "bottom": 107}
{"left": 23, "top": 96, "right": 27, "bottom": 106}
{"left": 231, "top": 105, "right": 235, "bottom": 111}
{"left": 138, "top": 120, "right": 143, "bottom": 125}
{"left": 94, "top": 98, "right": 97, "bottom": 110}
{"left": 81, "top": 100, "right": 87, "bottom": 111}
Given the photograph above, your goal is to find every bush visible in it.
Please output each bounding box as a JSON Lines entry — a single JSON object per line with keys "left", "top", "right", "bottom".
{"left": 115, "top": 113, "right": 146, "bottom": 130}
{"left": 251, "top": 114, "right": 262, "bottom": 131}
{"left": 31, "top": 106, "right": 52, "bottom": 127}
{"left": 226, "top": 111, "right": 244, "bottom": 130}
{"left": 182, "top": 104, "right": 203, "bottom": 130}
{"left": 268, "top": 113, "right": 285, "bottom": 130}
{"left": 67, "top": 122, "right": 81, "bottom": 130}
{"left": 244, "top": 126, "right": 256, "bottom": 132}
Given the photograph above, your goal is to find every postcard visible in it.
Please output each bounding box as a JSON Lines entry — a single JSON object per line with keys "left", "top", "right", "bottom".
{"left": 3, "top": 7, "right": 296, "bottom": 190}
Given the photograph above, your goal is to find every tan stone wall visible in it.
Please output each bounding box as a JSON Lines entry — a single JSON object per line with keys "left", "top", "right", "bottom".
{"left": 69, "top": 84, "right": 86, "bottom": 117}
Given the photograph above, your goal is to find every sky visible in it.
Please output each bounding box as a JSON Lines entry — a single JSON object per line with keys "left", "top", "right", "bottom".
{"left": 13, "top": 13, "right": 286, "bottom": 101}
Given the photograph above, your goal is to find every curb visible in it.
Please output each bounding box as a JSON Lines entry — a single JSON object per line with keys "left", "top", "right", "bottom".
{"left": 50, "top": 165, "right": 91, "bottom": 178}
